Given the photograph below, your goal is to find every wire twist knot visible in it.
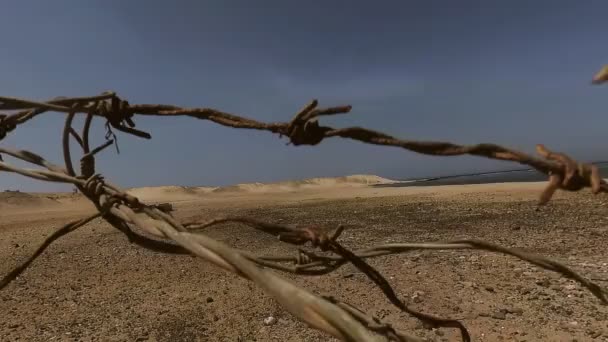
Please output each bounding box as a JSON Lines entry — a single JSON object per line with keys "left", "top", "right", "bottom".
{"left": 0, "top": 117, "right": 16, "bottom": 140}
{"left": 286, "top": 118, "right": 328, "bottom": 146}
{"left": 295, "top": 250, "right": 314, "bottom": 265}
{"left": 80, "top": 155, "right": 95, "bottom": 179}
{"left": 94, "top": 96, "right": 134, "bottom": 128}
{"left": 283, "top": 100, "right": 351, "bottom": 146}
{"left": 83, "top": 174, "right": 107, "bottom": 199}
{"left": 279, "top": 225, "right": 345, "bottom": 252}
{"left": 536, "top": 144, "right": 605, "bottom": 204}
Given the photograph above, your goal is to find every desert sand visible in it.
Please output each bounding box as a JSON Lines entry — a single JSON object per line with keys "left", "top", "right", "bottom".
{"left": 1, "top": 175, "right": 607, "bottom": 341}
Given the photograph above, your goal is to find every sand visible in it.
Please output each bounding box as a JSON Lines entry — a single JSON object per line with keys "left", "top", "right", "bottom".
{"left": 124, "top": 174, "right": 398, "bottom": 200}
{"left": 1, "top": 175, "right": 607, "bottom": 341}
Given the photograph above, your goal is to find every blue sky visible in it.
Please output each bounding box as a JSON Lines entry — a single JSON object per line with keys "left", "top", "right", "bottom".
{"left": 1, "top": 0, "right": 607, "bottom": 192}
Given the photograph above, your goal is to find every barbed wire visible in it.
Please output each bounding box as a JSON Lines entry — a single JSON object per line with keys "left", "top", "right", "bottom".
{"left": 0, "top": 66, "right": 607, "bottom": 341}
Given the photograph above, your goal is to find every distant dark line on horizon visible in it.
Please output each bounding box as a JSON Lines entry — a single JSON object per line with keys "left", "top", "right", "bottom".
{"left": 399, "top": 160, "right": 608, "bottom": 183}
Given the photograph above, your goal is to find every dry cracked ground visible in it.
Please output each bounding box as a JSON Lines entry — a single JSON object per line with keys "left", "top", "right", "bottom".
{"left": 1, "top": 186, "right": 608, "bottom": 341}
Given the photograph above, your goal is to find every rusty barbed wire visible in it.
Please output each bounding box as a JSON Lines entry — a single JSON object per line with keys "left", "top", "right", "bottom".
{"left": 1, "top": 66, "right": 608, "bottom": 341}
{"left": 2, "top": 91, "right": 605, "bottom": 205}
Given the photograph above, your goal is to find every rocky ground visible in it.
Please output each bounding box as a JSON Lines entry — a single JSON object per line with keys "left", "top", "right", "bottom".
{"left": 1, "top": 187, "right": 608, "bottom": 341}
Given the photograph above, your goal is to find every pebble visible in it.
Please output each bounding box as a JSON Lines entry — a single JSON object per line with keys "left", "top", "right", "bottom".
{"left": 491, "top": 311, "right": 507, "bottom": 320}
{"left": 519, "top": 287, "right": 532, "bottom": 295}
{"left": 550, "top": 284, "right": 562, "bottom": 291}
{"left": 411, "top": 291, "right": 425, "bottom": 303}
{"left": 536, "top": 279, "right": 551, "bottom": 288}
{"left": 588, "top": 330, "right": 602, "bottom": 339}
{"left": 206, "top": 297, "right": 214, "bottom": 303}
{"left": 506, "top": 307, "right": 524, "bottom": 316}
{"left": 263, "top": 316, "right": 277, "bottom": 326}
{"left": 460, "top": 281, "right": 478, "bottom": 289}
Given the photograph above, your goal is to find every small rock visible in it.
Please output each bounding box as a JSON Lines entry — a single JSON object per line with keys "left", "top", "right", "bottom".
{"left": 519, "top": 287, "right": 532, "bottom": 295}
{"left": 415, "top": 321, "right": 434, "bottom": 330}
{"left": 564, "top": 284, "right": 576, "bottom": 291}
{"left": 506, "top": 307, "right": 524, "bottom": 316}
{"left": 536, "top": 279, "right": 551, "bottom": 288}
{"left": 460, "top": 281, "right": 478, "bottom": 289}
{"left": 491, "top": 311, "right": 507, "bottom": 320}
{"left": 206, "top": 297, "right": 214, "bottom": 303}
{"left": 590, "top": 229, "right": 604, "bottom": 237}
{"left": 263, "top": 316, "right": 277, "bottom": 326}
{"left": 411, "top": 291, "right": 425, "bottom": 303}
{"left": 213, "top": 315, "right": 219, "bottom": 322}
{"left": 587, "top": 330, "right": 602, "bottom": 339}
{"left": 484, "top": 286, "right": 495, "bottom": 293}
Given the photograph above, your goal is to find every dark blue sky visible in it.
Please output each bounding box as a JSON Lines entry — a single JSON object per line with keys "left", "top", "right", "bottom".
{"left": 1, "top": 1, "right": 607, "bottom": 191}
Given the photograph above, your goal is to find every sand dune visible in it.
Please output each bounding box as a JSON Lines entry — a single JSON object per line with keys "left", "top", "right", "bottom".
{"left": 0, "top": 174, "right": 398, "bottom": 211}
{"left": 123, "top": 174, "right": 398, "bottom": 201}
{"left": 212, "top": 174, "right": 397, "bottom": 194}
{"left": 0, "top": 191, "right": 61, "bottom": 209}
{"left": 126, "top": 185, "right": 216, "bottom": 202}
{"left": 0, "top": 174, "right": 554, "bottom": 215}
